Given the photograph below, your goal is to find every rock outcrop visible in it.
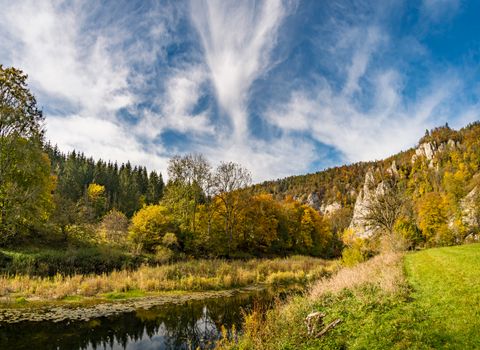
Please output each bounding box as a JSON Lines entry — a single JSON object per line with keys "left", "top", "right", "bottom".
{"left": 386, "top": 160, "right": 399, "bottom": 178}
{"left": 307, "top": 192, "right": 321, "bottom": 211}
{"left": 348, "top": 168, "right": 388, "bottom": 238}
{"left": 320, "top": 202, "right": 342, "bottom": 216}
{"left": 461, "top": 186, "right": 479, "bottom": 227}
{"left": 411, "top": 139, "right": 460, "bottom": 167}
{"left": 306, "top": 192, "right": 342, "bottom": 216}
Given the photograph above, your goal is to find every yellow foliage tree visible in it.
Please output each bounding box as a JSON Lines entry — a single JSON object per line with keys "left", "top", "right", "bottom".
{"left": 128, "top": 205, "right": 176, "bottom": 253}
{"left": 417, "top": 192, "right": 450, "bottom": 245}
{"left": 240, "top": 194, "right": 279, "bottom": 254}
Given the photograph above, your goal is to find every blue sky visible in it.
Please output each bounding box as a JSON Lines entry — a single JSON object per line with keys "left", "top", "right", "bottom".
{"left": 1, "top": 0, "right": 479, "bottom": 182}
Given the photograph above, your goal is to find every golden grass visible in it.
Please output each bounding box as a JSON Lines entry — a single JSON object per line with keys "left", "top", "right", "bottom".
{"left": 310, "top": 252, "right": 404, "bottom": 298}
{"left": 0, "top": 256, "right": 334, "bottom": 300}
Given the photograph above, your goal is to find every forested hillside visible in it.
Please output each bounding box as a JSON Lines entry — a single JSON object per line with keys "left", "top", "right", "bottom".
{"left": 45, "top": 144, "right": 165, "bottom": 218}
{"left": 254, "top": 121, "right": 480, "bottom": 261}
{"left": 2, "top": 64, "right": 480, "bottom": 273}
{"left": 0, "top": 66, "right": 337, "bottom": 268}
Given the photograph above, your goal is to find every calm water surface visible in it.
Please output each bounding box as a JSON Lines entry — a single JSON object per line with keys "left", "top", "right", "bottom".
{"left": 0, "top": 289, "right": 284, "bottom": 350}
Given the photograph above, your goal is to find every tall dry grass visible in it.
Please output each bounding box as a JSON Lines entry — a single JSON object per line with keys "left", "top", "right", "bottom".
{"left": 0, "top": 256, "right": 333, "bottom": 300}
{"left": 310, "top": 252, "right": 404, "bottom": 298}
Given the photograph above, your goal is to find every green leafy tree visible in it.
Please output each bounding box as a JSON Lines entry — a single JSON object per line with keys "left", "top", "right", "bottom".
{"left": 165, "top": 154, "right": 211, "bottom": 235}
{"left": 0, "top": 65, "right": 53, "bottom": 242}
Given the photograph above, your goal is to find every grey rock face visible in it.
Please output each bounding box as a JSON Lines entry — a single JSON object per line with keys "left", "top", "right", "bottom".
{"left": 461, "top": 187, "right": 479, "bottom": 227}
{"left": 307, "top": 192, "right": 321, "bottom": 210}
{"left": 320, "top": 202, "right": 342, "bottom": 216}
{"left": 411, "top": 139, "right": 459, "bottom": 166}
{"left": 348, "top": 168, "right": 387, "bottom": 238}
{"left": 387, "top": 160, "right": 399, "bottom": 178}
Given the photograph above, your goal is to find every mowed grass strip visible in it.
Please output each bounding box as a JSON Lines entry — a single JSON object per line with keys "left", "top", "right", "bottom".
{"left": 404, "top": 243, "right": 480, "bottom": 349}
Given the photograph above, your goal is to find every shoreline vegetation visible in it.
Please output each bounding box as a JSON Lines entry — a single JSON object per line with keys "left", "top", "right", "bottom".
{"left": 0, "top": 287, "right": 264, "bottom": 323}
{"left": 218, "top": 243, "right": 480, "bottom": 350}
{"left": 216, "top": 251, "right": 405, "bottom": 349}
{"left": 0, "top": 255, "right": 337, "bottom": 304}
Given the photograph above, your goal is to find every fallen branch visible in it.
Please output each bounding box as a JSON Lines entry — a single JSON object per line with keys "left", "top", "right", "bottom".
{"left": 315, "top": 318, "right": 342, "bottom": 338}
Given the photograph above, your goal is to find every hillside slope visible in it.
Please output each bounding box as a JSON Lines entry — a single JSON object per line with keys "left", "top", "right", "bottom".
{"left": 253, "top": 122, "right": 480, "bottom": 246}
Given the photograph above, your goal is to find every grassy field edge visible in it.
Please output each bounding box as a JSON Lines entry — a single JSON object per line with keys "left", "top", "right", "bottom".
{"left": 218, "top": 244, "right": 480, "bottom": 350}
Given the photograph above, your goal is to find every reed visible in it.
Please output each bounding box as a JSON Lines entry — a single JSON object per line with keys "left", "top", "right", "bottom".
{"left": 0, "top": 255, "right": 334, "bottom": 300}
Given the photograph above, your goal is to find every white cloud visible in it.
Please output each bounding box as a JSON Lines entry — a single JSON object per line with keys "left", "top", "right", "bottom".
{"left": 184, "top": 0, "right": 315, "bottom": 181}
{"left": 199, "top": 136, "right": 317, "bottom": 183}
{"left": 0, "top": 1, "right": 133, "bottom": 117}
{"left": 263, "top": 4, "right": 473, "bottom": 166}
{"left": 342, "top": 27, "right": 384, "bottom": 96}
{"left": 137, "top": 65, "right": 214, "bottom": 139}
{"left": 190, "top": 0, "right": 289, "bottom": 141}
{"left": 47, "top": 115, "right": 168, "bottom": 171}
{"left": 267, "top": 68, "right": 462, "bottom": 163}
{"left": 0, "top": 0, "right": 175, "bottom": 172}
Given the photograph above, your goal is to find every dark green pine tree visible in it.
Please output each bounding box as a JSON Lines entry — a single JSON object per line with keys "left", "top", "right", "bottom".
{"left": 147, "top": 171, "right": 164, "bottom": 204}
{"left": 118, "top": 162, "right": 141, "bottom": 217}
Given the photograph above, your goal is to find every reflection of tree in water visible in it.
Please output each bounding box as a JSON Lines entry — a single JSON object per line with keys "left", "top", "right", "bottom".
{"left": 0, "top": 290, "right": 274, "bottom": 350}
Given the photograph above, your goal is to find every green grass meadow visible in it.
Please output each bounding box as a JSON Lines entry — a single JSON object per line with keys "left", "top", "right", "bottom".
{"left": 403, "top": 244, "right": 480, "bottom": 349}
{"left": 221, "top": 244, "right": 480, "bottom": 349}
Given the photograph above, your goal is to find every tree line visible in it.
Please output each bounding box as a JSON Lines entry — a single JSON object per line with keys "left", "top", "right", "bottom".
{"left": 0, "top": 65, "right": 337, "bottom": 260}
{"left": 7, "top": 64, "right": 480, "bottom": 264}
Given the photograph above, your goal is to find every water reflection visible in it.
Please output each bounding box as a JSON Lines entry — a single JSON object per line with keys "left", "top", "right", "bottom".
{"left": 0, "top": 290, "right": 277, "bottom": 350}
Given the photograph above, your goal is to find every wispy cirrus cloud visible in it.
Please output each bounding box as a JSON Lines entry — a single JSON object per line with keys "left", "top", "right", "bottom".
{"left": 187, "top": 0, "right": 320, "bottom": 181}
{"left": 0, "top": 0, "right": 178, "bottom": 171}
{"left": 265, "top": 2, "right": 476, "bottom": 163}
{"left": 267, "top": 71, "right": 465, "bottom": 163}
{"left": 422, "top": 0, "right": 461, "bottom": 21}
{"left": 0, "top": 0, "right": 478, "bottom": 182}
{"left": 190, "top": 0, "right": 290, "bottom": 141}
{"left": 135, "top": 65, "right": 213, "bottom": 140}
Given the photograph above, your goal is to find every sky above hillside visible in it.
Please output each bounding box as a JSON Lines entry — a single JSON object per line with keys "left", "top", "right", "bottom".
{"left": 1, "top": 0, "right": 479, "bottom": 181}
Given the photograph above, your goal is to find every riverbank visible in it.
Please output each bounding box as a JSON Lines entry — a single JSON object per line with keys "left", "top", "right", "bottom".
{"left": 0, "top": 285, "right": 270, "bottom": 323}
{"left": 0, "top": 255, "right": 337, "bottom": 303}
{"left": 218, "top": 244, "right": 480, "bottom": 349}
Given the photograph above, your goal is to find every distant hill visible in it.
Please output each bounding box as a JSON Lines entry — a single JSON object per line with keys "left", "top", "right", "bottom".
{"left": 253, "top": 121, "right": 480, "bottom": 245}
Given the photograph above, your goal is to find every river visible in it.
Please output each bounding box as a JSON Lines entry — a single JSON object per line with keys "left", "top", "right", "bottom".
{"left": 0, "top": 288, "right": 285, "bottom": 350}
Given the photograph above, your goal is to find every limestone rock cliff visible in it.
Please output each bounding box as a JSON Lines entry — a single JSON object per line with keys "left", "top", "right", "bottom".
{"left": 306, "top": 192, "right": 321, "bottom": 211}
{"left": 411, "top": 139, "right": 460, "bottom": 167}
{"left": 320, "top": 202, "right": 342, "bottom": 216}
{"left": 305, "top": 192, "right": 342, "bottom": 216}
{"left": 348, "top": 168, "right": 388, "bottom": 238}
{"left": 461, "top": 186, "right": 479, "bottom": 227}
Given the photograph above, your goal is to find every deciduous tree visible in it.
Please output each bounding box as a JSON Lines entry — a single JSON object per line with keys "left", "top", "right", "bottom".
{"left": 0, "top": 66, "right": 53, "bottom": 242}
